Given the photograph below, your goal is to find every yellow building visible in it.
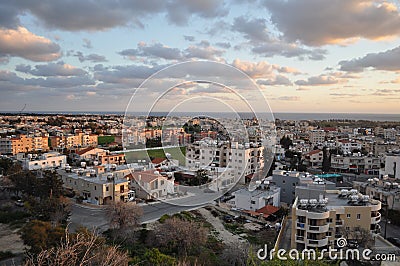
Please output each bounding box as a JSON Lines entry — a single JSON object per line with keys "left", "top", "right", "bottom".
{"left": 0, "top": 135, "right": 49, "bottom": 155}
{"left": 291, "top": 189, "right": 381, "bottom": 250}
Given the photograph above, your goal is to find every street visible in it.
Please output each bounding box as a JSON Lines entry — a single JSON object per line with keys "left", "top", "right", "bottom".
{"left": 69, "top": 201, "right": 205, "bottom": 232}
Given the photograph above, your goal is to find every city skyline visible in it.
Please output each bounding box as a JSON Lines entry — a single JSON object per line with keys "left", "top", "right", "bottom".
{"left": 1, "top": 0, "right": 400, "bottom": 114}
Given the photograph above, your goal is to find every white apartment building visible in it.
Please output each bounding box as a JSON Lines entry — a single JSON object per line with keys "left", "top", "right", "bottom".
{"left": 385, "top": 154, "right": 400, "bottom": 179}
{"left": 338, "top": 140, "right": 362, "bottom": 154}
{"left": 19, "top": 152, "right": 67, "bottom": 170}
{"left": 384, "top": 128, "right": 397, "bottom": 140}
{"left": 331, "top": 155, "right": 380, "bottom": 175}
{"left": 186, "top": 141, "right": 264, "bottom": 183}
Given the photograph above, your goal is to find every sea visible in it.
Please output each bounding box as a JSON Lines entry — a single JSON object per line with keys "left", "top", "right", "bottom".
{"left": 1, "top": 111, "right": 399, "bottom": 122}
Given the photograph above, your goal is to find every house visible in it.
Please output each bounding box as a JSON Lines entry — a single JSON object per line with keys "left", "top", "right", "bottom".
{"left": 303, "top": 149, "right": 323, "bottom": 167}
{"left": 19, "top": 152, "right": 67, "bottom": 170}
{"left": 230, "top": 181, "right": 280, "bottom": 210}
{"left": 61, "top": 169, "right": 131, "bottom": 205}
{"left": 130, "top": 170, "right": 176, "bottom": 200}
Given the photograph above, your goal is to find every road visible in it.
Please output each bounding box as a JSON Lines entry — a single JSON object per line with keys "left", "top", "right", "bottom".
{"left": 380, "top": 220, "right": 400, "bottom": 239}
{"left": 69, "top": 201, "right": 205, "bottom": 232}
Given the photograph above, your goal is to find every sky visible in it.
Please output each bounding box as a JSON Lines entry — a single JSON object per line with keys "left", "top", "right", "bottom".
{"left": 1, "top": 0, "right": 400, "bottom": 114}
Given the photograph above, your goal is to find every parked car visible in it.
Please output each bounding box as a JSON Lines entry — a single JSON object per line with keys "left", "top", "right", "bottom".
{"left": 346, "top": 240, "right": 359, "bottom": 249}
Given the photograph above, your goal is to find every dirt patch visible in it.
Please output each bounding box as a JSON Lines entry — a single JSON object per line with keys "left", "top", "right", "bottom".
{"left": 0, "top": 224, "right": 26, "bottom": 254}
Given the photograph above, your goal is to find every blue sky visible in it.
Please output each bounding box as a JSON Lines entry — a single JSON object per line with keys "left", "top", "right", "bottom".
{"left": 1, "top": 0, "right": 400, "bottom": 114}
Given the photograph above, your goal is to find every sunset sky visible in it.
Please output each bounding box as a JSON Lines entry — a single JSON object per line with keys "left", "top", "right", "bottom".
{"left": 1, "top": 0, "right": 400, "bottom": 114}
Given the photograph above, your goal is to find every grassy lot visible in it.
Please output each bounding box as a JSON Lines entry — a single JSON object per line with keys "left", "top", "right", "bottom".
{"left": 98, "top": 135, "right": 115, "bottom": 145}
{"left": 125, "top": 146, "right": 186, "bottom": 166}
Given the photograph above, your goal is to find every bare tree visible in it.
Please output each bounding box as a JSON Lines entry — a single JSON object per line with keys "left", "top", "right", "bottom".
{"left": 24, "top": 229, "right": 129, "bottom": 266}
{"left": 107, "top": 201, "right": 143, "bottom": 230}
{"left": 339, "top": 227, "right": 373, "bottom": 248}
{"left": 220, "top": 241, "right": 250, "bottom": 266}
{"left": 155, "top": 217, "right": 208, "bottom": 255}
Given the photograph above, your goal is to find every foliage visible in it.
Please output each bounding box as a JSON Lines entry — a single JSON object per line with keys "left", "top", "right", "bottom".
{"left": 0, "top": 209, "right": 30, "bottom": 224}
{"left": 107, "top": 201, "right": 143, "bottom": 230}
{"left": 98, "top": 135, "right": 115, "bottom": 145}
{"left": 142, "top": 248, "right": 177, "bottom": 266}
{"left": 322, "top": 147, "right": 331, "bottom": 172}
{"left": 280, "top": 136, "right": 293, "bottom": 150}
{"left": 0, "top": 251, "right": 14, "bottom": 260}
{"left": 21, "top": 220, "right": 65, "bottom": 254}
{"left": 24, "top": 228, "right": 129, "bottom": 266}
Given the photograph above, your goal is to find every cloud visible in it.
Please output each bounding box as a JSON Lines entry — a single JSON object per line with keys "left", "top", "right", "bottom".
{"left": 166, "top": 0, "right": 228, "bottom": 25}
{"left": 16, "top": 62, "right": 87, "bottom": 77}
{"left": 74, "top": 51, "right": 108, "bottom": 63}
{"left": 215, "top": 42, "right": 231, "bottom": 49}
{"left": 231, "top": 15, "right": 327, "bottom": 60}
{"left": 252, "top": 42, "right": 327, "bottom": 60}
{"left": 119, "top": 41, "right": 225, "bottom": 61}
{"left": 232, "top": 59, "right": 296, "bottom": 81}
{"left": 119, "top": 42, "right": 183, "bottom": 60}
{"left": 339, "top": 46, "right": 400, "bottom": 72}
{"left": 0, "top": 27, "right": 61, "bottom": 61}
{"left": 295, "top": 74, "right": 340, "bottom": 86}
{"left": 264, "top": 0, "right": 400, "bottom": 46}
{"left": 232, "top": 16, "right": 270, "bottom": 43}
{"left": 82, "top": 38, "right": 92, "bottom": 49}
{"left": 257, "top": 75, "right": 293, "bottom": 86}
{"left": 274, "top": 96, "right": 300, "bottom": 101}
{"left": 184, "top": 35, "right": 195, "bottom": 42}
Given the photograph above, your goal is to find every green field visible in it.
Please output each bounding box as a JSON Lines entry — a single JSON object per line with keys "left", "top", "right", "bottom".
{"left": 125, "top": 146, "right": 186, "bottom": 166}
{"left": 98, "top": 135, "right": 115, "bottom": 145}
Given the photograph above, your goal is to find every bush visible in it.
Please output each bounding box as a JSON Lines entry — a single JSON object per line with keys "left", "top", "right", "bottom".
{"left": 158, "top": 214, "right": 171, "bottom": 223}
{"left": 0, "top": 210, "right": 30, "bottom": 224}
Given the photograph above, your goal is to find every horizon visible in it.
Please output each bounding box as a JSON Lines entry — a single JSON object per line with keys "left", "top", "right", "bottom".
{"left": 0, "top": 1, "right": 400, "bottom": 114}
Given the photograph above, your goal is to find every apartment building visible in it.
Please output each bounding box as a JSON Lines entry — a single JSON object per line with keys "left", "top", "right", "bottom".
{"left": 309, "top": 130, "right": 326, "bottom": 145}
{"left": 331, "top": 155, "right": 380, "bottom": 175}
{"left": 19, "top": 152, "right": 66, "bottom": 170}
{"left": 338, "top": 140, "right": 362, "bottom": 154}
{"left": 303, "top": 149, "right": 323, "bottom": 167}
{"left": 291, "top": 189, "right": 381, "bottom": 250}
{"left": 385, "top": 154, "right": 400, "bottom": 179}
{"left": 186, "top": 141, "right": 264, "bottom": 183}
{"left": 384, "top": 128, "right": 397, "bottom": 140}
{"left": 50, "top": 133, "right": 97, "bottom": 149}
{"left": 62, "top": 170, "right": 131, "bottom": 205}
{"left": 353, "top": 179, "right": 400, "bottom": 210}
{"left": 0, "top": 135, "right": 49, "bottom": 155}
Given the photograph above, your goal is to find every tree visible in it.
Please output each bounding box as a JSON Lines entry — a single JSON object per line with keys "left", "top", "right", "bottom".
{"left": 280, "top": 136, "right": 293, "bottom": 150}
{"left": 107, "top": 201, "right": 143, "bottom": 230}
{"left": 322, "top": 147, "right": 331, "bottom": 172}
{"left": 21, "top": 220, "right": 65, "bottom": 254}
{"left": 155, "top": 217, "right": 208, "bottom": 256}
{"left": 24, "top": 228, "right": 129, "bottom": 266}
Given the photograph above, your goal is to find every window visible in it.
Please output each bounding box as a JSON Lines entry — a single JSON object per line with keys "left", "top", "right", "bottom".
{"left": 106, "top": 186, "right": 109, "bottom": 191}
{"left": 94, "top": 186, "right": 97, "bottom": 191}
{"left": 357, "top": 214, "right": 361, "bottom": 220}
{"left": 346, "top": 214, "right": 351, "bottom": 218}
{"left": 283, "top": 180, "right": 286, "bottom": 184}
{"left": 326, "top": 232, "right": 332, "bottom": 237}
{"left": 251, "top": 200, "right": 256, "bottom": 204}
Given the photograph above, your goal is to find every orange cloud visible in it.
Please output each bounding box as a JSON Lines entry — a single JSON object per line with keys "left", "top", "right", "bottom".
{"left": 0, "top": 27, "right": 61, "bottom": 61}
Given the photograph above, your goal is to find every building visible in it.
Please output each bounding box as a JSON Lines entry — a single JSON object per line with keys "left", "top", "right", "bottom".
{"left": 309, "top": 130, "right": 326, "bottom": 145}
{"left": 0, "top": 135, "right": 49, "bottom": 155}
{"left": 61, "top": 169, "right": 131, "bottom": 205}
{"left": 303, "top": 149, "right": 323, "bottom": 167}
{"left": 130, "top": 170, "right": 176, "bottom": 200}
{"left": 384, "top": 128, "right": 397, "bottom": 140}
{"left": 231, "top": 182, "right": 280, "bottom": 210}
{"left": 186, "top": 141, "right": 264, "bottom": 183}
{"left": 19, "top": 152, "right": 67, "bottom": 170}
{"left": 385, "top": 154, "right": 400, "bottom": 179}
{"left": 291, "top": 189, "right": 381, "bottom": 250}
{"left": 50, "top": 133, "right": 98, "bottom": 150}
{"left": 331, "top": 155, "right": 380, "bottom": 175}
{"left": 353, "top": 179, "right": 400, "bottom": 210}
{"left": 338, "top": 140, "right": 362, "bottom": 154}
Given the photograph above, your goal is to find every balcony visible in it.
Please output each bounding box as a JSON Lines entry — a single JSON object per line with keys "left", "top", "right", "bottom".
{"left": 295, "top": 235, "right": 305, "bottom": 243}
{"left": 371, "top": 212, "right": 381, "bottom": 224}
{"left": 296, "top": 222, "right": 306, "bottom": 230}
{"left": 296, "top": 208, "right": 330, "bottom": 219}
{"left": 308, "top": 224, "right": 329, "bottom": 233}
{"left": 335, "top": 219, "right": 344, "bottom": 227}
{"left": 307, "top": 237, "right": 329, "bottom": 247}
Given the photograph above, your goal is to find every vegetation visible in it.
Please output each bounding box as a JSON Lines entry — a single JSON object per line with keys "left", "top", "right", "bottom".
{"left": 125, "top": 146, "right": 186, "bottom": 165}
{"left": 98, "top": 135, "right": 115, "bottom": 145}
